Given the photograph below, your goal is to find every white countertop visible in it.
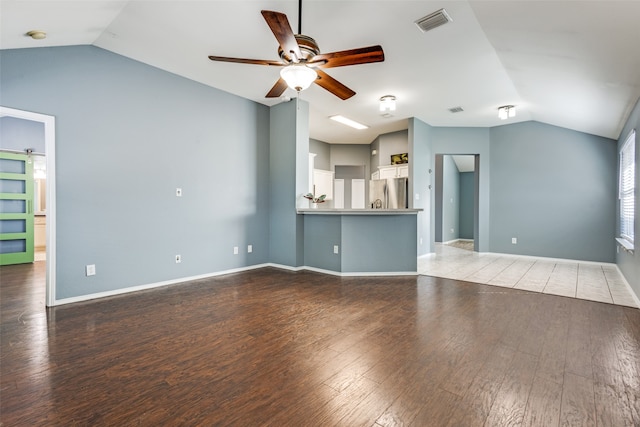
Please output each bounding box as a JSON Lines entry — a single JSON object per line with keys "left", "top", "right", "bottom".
{"left": 297, "top": 208, "right": 422, "bottom": 215}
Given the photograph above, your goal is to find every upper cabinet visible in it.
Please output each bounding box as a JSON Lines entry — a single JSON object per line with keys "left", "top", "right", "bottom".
{"left": 375, "top": 164, "right": 408, "bottom": 179}
{"left": 313, "top": 169, "right": 334, "bottom": 200}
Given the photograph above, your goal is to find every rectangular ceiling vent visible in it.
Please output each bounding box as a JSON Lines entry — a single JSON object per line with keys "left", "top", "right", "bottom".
{"left": 448, "top": 106, "right": 464, "bottom": 113}
{"left": 415, "top": 8, "right": 452, "bottom": 33}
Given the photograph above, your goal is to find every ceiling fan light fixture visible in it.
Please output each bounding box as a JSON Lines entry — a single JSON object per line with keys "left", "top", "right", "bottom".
{"left": 379, "top": 95, "right": 396, "bottom": 112}
{"left": 498, "top": 105, "right": 516, "bottom": 120}
{"left": 280, "top": 65, "right": 317, "bottom": 92}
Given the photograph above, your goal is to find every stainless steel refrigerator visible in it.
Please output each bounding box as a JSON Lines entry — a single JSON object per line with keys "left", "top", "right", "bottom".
{"left": 369, "top": 178, "right": 408, "bottom": 209}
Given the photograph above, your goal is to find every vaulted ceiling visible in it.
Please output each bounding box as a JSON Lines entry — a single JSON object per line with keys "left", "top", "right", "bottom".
{"left": 2, "top": 1, "right": 639, "bottom": 144}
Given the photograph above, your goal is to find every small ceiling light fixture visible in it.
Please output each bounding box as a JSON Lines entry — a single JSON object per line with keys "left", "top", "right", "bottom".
{"left": 26, "top": 30, "right": 47, "bottom": 40}
{"left": 280, "top": 65, "right": 318, "bottom": 93}
{"left": 329, "top": 115, "right": 369, "bottom": 130}
{"left": 379, "top": 95, "right": 397, "bottom": 113}
{"left": 498, "top": 105, "right": 516, "bottom": 120}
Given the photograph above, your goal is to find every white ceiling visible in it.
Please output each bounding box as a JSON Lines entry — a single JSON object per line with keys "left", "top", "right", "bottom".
{"left": 2, "top": 0, "right": 639, "bottom": 145}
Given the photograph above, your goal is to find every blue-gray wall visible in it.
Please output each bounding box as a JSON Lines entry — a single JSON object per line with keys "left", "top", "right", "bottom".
{"left": 411, "top": 120, "right": 616, "bottom": 262}
{"left": 371, "top": 130, "right": 409, "bottom": 169}
{"left": 269, "top": 99, "right": 308, "bottom": 268}
{"left": 408, "top": 118, "right": 433, "bottom": 256}
{"left": 440, "top": 155, "right": 461, "bottom": 242}
{"left": 1, "top": 46, "right": 271, "bottom": 299}
{"left": 489, "top": 121, "right": 616, "bottom": 262}
{"left": 303, "top": 214, "right": 417, "bottom": 273}
{"left": 309, "top": 138, "right": 330, "bottom": 170}
{"left": 459, "top": 172, "right": 475, "bottom": 239}
{"left": 0, "top": 117, "right": 45, "bottom": 153}
{"left": 616, "top": 97, "right": 640, "bottom": 298}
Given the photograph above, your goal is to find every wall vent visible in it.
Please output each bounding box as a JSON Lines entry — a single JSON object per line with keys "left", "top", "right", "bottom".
{"left": 415, "top": 9, "right": 452, "bottom": 33}
{"left": 448, "top": 106, "right": 464, "bottom": 113}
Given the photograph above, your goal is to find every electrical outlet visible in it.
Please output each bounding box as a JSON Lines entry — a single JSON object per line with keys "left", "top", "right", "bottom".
{"left": 85, "top": 264, "right": 96, "bottom": 276}
{"left": 415, "top": 193, "right": 420, "bottom": 200}
{"left": 233, "top": 246, "right": 239, "bottom": 255}
{"left": 175, "top": 254, "right": 181, "bottom": 263}
{"left": 333, "top": 245, "right": 339, "bottom": 254}
{"left": 176, "top": 188, "right": 182, "bottom": 197}
{"left": 420, "top": 237, "right": 423, "bottom": 245}
{"left": 512, "top": 237, "right": 517, "bottom": 244}
{"left": 247, "top": 245, "right": 253, "bottom": 253}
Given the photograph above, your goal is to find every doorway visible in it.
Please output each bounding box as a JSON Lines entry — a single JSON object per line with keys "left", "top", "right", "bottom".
{"left": 435, "top": 154, "right": 479, "bottom": 251}
{"left": 0, "top": 106, "right": 56, "bottom": 306}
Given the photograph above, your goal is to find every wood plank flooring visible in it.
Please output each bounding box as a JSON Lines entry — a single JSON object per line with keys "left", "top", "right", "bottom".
{"left": 1, "top": 262, "right": 639, "bottom": 426}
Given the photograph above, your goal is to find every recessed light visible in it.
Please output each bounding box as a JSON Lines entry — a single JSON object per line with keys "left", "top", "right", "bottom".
{"left": 329, "top": 115, "right": 368, "bottom": 130}
{"left": 26, "top": 30, "right": 47, "bottom": 40}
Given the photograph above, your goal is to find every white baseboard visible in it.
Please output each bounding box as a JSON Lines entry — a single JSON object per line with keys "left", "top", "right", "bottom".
{"left": 485, "top": 251, "right": 618, "bottom": 267}
{"left": 615, "top": 265, "right": 640, "bottom": 308}
{"left": 53, "top": 263, "right": 271, "bottom": 306}
{"left": 300, "top": 265, "right": 417, "bottom": 277}
{"left": 53, "top": 262, "right": 418, "bottom": 306}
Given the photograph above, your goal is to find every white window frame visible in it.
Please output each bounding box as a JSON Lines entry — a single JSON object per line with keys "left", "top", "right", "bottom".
{"left": 618, "top": 129, "right": 635, "bottom": 250}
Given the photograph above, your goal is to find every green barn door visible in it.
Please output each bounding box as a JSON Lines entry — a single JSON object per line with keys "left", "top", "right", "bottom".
{"left": 0, "top": 152, "right": 34, "bottom": 265}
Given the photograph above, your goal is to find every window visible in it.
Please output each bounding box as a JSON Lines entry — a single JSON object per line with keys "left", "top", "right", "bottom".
{"left": 619, "top": 129, "right": 635, "bottom": 247}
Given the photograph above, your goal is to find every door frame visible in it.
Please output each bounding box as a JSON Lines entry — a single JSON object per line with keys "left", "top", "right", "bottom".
{"left": 434, "top": 153, "right": 480, "bottom": 251}
{"left": 1, "top": 106, "right": 56, "bottom": 307}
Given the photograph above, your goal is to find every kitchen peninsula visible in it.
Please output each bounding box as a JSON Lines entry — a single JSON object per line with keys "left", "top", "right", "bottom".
{"left": 297, "top": 208, "right": 421, "bottom": 275}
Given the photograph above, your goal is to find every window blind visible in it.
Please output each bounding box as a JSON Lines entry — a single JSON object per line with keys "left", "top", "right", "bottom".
{"left": 619, "top": 129, "right": 635, "bottom": 245}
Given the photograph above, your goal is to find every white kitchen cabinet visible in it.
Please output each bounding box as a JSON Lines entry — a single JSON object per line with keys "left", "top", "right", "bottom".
{"left": 379, "top": 165, "right": 399, "bottom": 179}
{"left": 377, "top": 165, "right": 409, "bottom": 179}
{"left": 312, "top": 169, "right": 334, "bottom": 200}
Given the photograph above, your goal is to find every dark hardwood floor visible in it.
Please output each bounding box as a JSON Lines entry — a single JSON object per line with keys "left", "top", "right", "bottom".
{"left": 1, "top": 262, "right": 639, "bottom": 426}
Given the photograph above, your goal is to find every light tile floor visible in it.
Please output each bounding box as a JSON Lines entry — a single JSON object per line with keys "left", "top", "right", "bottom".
{"left": 418, "top": 242, "right": 639, "bottom": 308}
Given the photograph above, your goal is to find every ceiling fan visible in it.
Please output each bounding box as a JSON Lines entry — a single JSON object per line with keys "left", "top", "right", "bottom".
{"left": 207, "top": 0, "right": 384, "bottom": 100}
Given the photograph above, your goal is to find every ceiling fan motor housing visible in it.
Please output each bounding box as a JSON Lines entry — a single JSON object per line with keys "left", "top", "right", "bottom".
{"left": 279, "top": 34, "right": 320, "bottom": 63}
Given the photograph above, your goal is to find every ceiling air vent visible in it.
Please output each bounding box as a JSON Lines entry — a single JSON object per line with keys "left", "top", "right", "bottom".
{"left": 415, "top": 9, "right": 452, "bottom": 33}
{"left": 449, "top": 106, "right": 464, "bottom": 113}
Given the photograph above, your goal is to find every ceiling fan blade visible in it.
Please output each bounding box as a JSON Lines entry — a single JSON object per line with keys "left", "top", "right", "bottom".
{"left": 261, "top": 10, "right": 302, "bottom": 62}
{"left": 266, "top": 78, "right": 289, "bottom": 98}
{"left": 314, "top": 69, "right": 356, "bottom": 100}
{"left": 208, "top": 56, "right": 284, "bottom": 66}
{"left": 309, "top": 45, "right": 385, "bottom": 68}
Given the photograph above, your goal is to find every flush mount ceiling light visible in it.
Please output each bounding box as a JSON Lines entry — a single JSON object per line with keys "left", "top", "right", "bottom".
{"left": 498, "top": 105, "right": 516, "bottom": 120}
{"left": 280, "top": 65, "right": 318, "bottom": 92}
{"left": 379, "top": 95, "right": 397, "bottom": 113}
{"left": 329, "top": 115, "right": 369, "bottom": 130}
{"left": 26, "top": 30, "right": 47, "bottom": 40}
